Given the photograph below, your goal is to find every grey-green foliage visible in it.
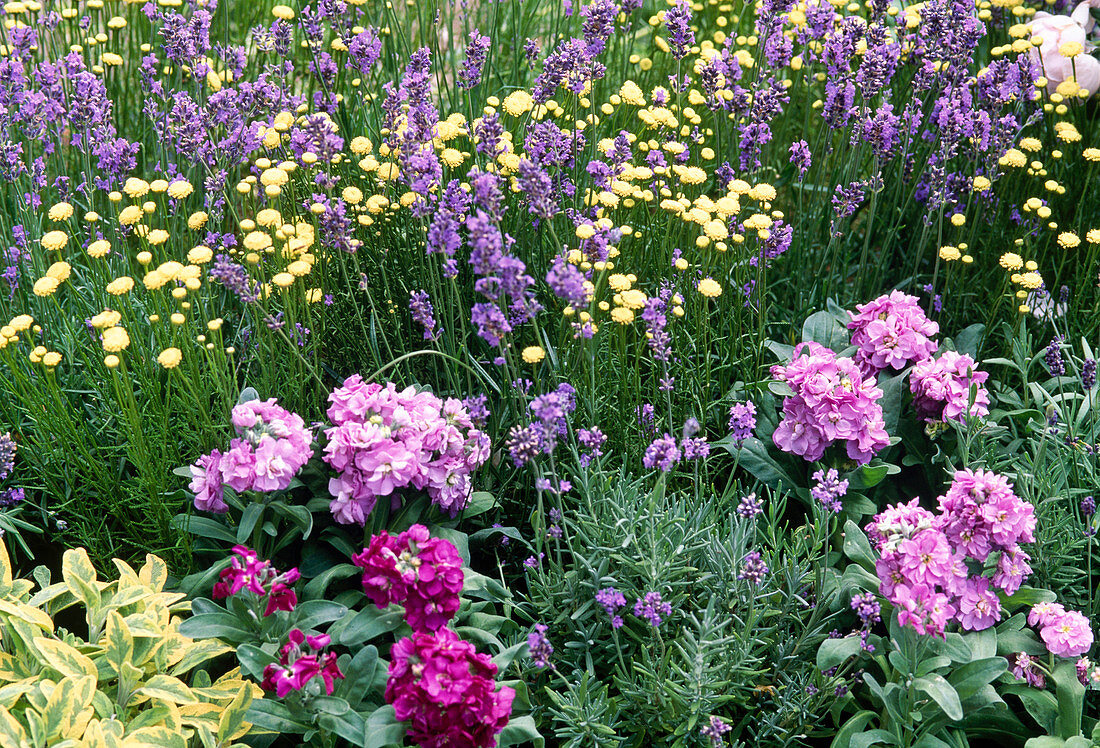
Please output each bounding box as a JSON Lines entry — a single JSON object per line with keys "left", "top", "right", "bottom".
{"left": 521, "top": 467, "right": 841, "bottom": 746}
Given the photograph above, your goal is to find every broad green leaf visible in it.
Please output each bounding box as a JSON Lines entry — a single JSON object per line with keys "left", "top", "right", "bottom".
{"left": 1004, "top": 685, "right": 1058, "bottom": 735}
{"left": 177, "top": 612, "right": 252, "bottom": 641}
{"left": 169, "top": 515, "right": 239, "bottom": 546}
{"left": 830, "top": 711, "right": 878, "bottom": 748}
{"left": 802, "top": 310, "right": 849, "bottom": 351}
{"left": 245, "top": 697, "right": 310, "bottom": 734}
{"left": 339, "top": 645, "right": 381, "bottom": 705}
{"left": 293, "top": 600, "right": 348, "bottom": 632}
{"left": 462, "top": 491, "right": 496, "bottom": 518}
{"left": 235, "top": 644, "right": 277, "bottom": 682}
{"left": 236, "top": 503, "right": 265, "bottom": 546}
{"left": 996, "top": 628, "right": 1048, "bottom": 657}
{"left": 336, "top": 606, "right": 404, "bottom": 647}
{"left": 947, "top": 657, "right": 1007, "bottom": 700}
{"left": 498, "top": 715, "right": 545, "bottom": 748}
{"left": 317, "top": 710, "right": 366, "bottom": 745}
{"left": 841, "top": 521, "right": 876, "bottom": 570}
{"left": 724, "top": 437, "right": 797, "bottom": 491}
{"left": 915, "top": 674, "right": 963, "bottom": 722}
{"left": 817, "top": 635, "right": 862, "bottom": 671}
{"left": 365, "top": 705, "right": 407, "bottom": 748}
{"left": 1053, "top": 660, "right": 1085, "bottom": 740}
{"left": 852, "top": 730, "right": 901, "bottom": 748}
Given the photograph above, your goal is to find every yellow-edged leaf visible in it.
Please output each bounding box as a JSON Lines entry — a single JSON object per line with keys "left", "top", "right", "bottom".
{"left": 0, "top": 598, "right": 54, "bottom": 632}
{"left": 137, "top": 555, "right": 168, "bottom": 593}
{"left": 133, "top": 674, "right": 196, "bottom": 705}
{"left": 0, "top": 706, "right": 29, "bottom": 748}
{"left": 103, "top": 612, "right": 133, "bottom": 675}
{"left": 0, "top": 537, "right": 13, "bottom": 595}
{"left": 61, "top": 548, "right": 100, "bottom": 612}
{"left": 169, "top": 638, "right": 231, "bottom": 677}
{"left": 83, "top": 719, "right": 124, "bottom": 748}
{"left": 0, "top": 680, "right": 34, "bottom": 709}
{"left": 43, "top": 675, "right": 94, "bottom": 740}
{"left": 216, "top": 684, "right": 254, "bottom": 743}
{"left": 121, "top": 724, "right": 189, "bottom": 748}
{"left": 33, "top": 638, "right": 97, "bottom": 679}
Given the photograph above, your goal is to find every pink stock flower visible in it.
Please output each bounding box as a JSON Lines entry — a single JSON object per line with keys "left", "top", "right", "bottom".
{"left": 771, "top": 342, "right": 890, "bottom": 464}
{"left": 220, "top": 399, "right": 314, "bottom": 494}
{"left": 955, "top": 576, "right": 1001, "bottom": 631}
{"left": 847, "top": 290, "right": 939, "bottom": 377}
{"left": 1029, "top": 601, "right": 1068, "bottom": 628}
{"left": 1041, "top": 609, "right": 1094, "bottom": 658}
{"left": 993, "top": 548, "right": 1033, "bottom": 595}
{"left": 386, "top": 627, "right": 514, "bottom": 748}
{"left": 352, "top": 524, "right": 465, "bottom": 632}
{"left": 323, "top": 377, "right": 490, "bottom": 524}
{"left": 189, "top": 449, "right": 227, "bottom": 513}
{"left": 910, "top": 351, "right": 990, "bottom": 423}
{"left": 937, "top": 469, "right": 1034, "bottom": 561}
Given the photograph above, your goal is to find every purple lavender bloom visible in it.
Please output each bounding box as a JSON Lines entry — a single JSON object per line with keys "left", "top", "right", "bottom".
{"left": 665, "top": 1, "right": 695, "bottom": 59}
{"left": 1080, "top": 358, "right": 1094, "bottom": 392}
{"left": 850, "top": 592, "right": 881, "bottom": 627}
{"left": 634, "top": 591, "right": 673, "bottom": 626}
{"left": 739, "top": 551, "right": 768, "bottom": 584}
{"left": 643, "top": 434, "right": 681, "bottom": 472}
{"left": 517, "top": 159, "right": 559, "bottom": 220}
{"left": 596, "top": 587, "right": 627, "bottom": 628}
{"left": 0, "top": 487, "right": 23, "bottom": 508}
{"left": 642, "top": 297, "right": 672, "bottom": 362}
{"left": 0, "top": 434, "right": 15, "bottom": 481}
{"left": 458, "top": 29, "right": 491, "bottom": 89}
{"left": 580, "top": 0, "right": 620, "bottom": 57}
{"left": 545, "top": 255, "right": 589, "bottom": 308}
{"left": 681, "top": 437, "right": 710, "bottom": 461}
{"left": 463, "top": 394, "right": 491, "bottom": 428}
{"left": 700, "top": 716, "right": 732, "bottom": 747}
{"left": 810, "top": 468, "right": 848, "bottom": 513}
{"left": 790, "top": 139, "right": 812, "bottom": 177}
{"left": 208, "top": 255, "right": 260, "bottom": 303}
{"left": 1046, "top": 337, "right": 1066, "bottom": 377}
{"left": 471, "top": 303, "right": 512, "bottom": 347}
{"left": 832, "top": 181, "right": 865, "bottom": 219}
{"left": 505, "top": 424, "right": 543, "bottom": 467}
{"left": 728, "top": 402, "right": 757, "bottom": 442}
{"left": 527, "top": 624, "right": 554, "bottom": 668}
{"left": 1082, "top": 496, "right": 1096, "bottom": 518}
{"left": 737, "top": 493, "right": 763, "bottom": 518}
{"left": 409, "top": 290, "right": 440, "bottom": 340}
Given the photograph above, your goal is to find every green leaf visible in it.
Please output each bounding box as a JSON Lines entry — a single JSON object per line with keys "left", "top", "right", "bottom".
{"left": 877, "top": 371, "right": 909, "bottom": 434}
{"left": 336, "top": 606, "right": 404, "bottom": 647}
{"left": 169, "top": 515, "right": 239, "bottom": 546}
{"left": 365, "top": 705, "right": 407, "bottom": 748}
{"left": 245, "top": 697, "right": 310, "bottom": 734}
{"left": 177, "top": 612, "right": 251, "bottom": 642}
{"left": 428, "top": 526, "right": 470, "bottom": 566}
{"left": 723, "top": 437, "right": 797, "bottom": 491}
{"left": 498, "top": 715, "right": 544, "bottom": 748}
{"left": 339, "top": 645, "right": 382, "bottom": 706}
{"left": 817, "top": 635, "right": 862, "bottom": 671}
{"left": 842, "top": 520, "right": 876, "bottom": 570}
{"left": 237, "top": 503, "right": 265, "bottom": 546}
{"left": 462, "top": 491, "right": 496, "bottom": 519}
{"left": 311, "top": 696, "right": 351, "bottom": 716}
{"left": 1001, "top": 586, "right": 1057, "bottom": 609}
{"left": 302, "top": 563, "right": 360, "bottom": 600}
{"left": 947, "top": 657, "right": 1008, "bottom": 700}
{"left": 914, "top": 674, "right": 963, "bottom": 722}
{"left": 1053, "top": 660, "right": 1086, "bottom": 740}
{"left": 491, "top": 641, "right": 529, "bottom": 674}
{"left": 802, "top": 310, "right": 849, "bottom": 351}
{"left": 1003, "top": 685, "right": 1059, "bottom": 735}
{"left": 318, "top": 710, "right": 366, "bottom": 746}
{"left": 236, "top": 644, "right": 277, "bottom": 682}
{"left": 996, "top": 628, "right": 1048, "bottom": 657}
{"left": 238, "top": 387, "right": 260, "bottom": 404}
{"left": 939, "top": 633, "right": 972, "bottom": 663}
{"left": 952, "top": 324, "right": 986, "bottom": 358}
{"left": 1024, "top": 738, "right": 1067, "bottom": 748}
{"left": 293, "top": 600, "right": 348, "bottom": 631}
{"left": 830, "top": 712, "right": 878, "bottom": 748}
{"left": 852, "top": 730, "right": 901, "bottom": 748}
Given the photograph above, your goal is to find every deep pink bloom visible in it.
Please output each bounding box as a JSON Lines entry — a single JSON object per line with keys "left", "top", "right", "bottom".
{"left": 847, "top": 290, "right": 939, "bottom": 377}
{"left": 261, "top": 628, "right": 344, "bottom": 698}
{"left": 212, "top": 546, "right": 300, "bottom": 617}
{"left": 352, "top": 524, "right": 464, "bottom": 632}
{"left": 386, "top": 627, "right": 514, "bottom": 748}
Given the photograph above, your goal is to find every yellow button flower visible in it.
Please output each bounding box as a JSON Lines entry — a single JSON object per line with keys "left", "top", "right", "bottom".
{"left": 697, "top": 277, "right": 723, "bottom": 297}
{"left": 157, "top": 347, "right": 183, "bottom": 368}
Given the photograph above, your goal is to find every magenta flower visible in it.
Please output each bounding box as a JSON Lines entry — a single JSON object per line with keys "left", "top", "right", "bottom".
{"left": 212, "top": 546, "right": 300, "bottom": 617}
{"left": 847, "top": 290, "right": 940, "bottom": 377}
{"left": 386, "top": 627, "right": 514, "bottom": 748}
{"left": 261, "top": 628, "right": 343, "bottom": 698}
{"left": 955, "top": 576, "right": 1001, "bottom": 631}
{"left": 352, "top": 524, "right": 464, "bottom": 632}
